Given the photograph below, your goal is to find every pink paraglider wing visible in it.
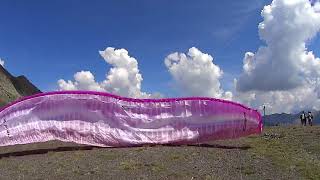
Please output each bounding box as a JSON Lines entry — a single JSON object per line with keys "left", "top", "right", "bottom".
{"left": 0, "top": 91, "right": 262, "bottom": 147}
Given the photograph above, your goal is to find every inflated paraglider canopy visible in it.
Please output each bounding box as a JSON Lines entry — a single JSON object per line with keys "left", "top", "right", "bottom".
{"left": 0, "top": 91, "right": 262, "bottom": 147}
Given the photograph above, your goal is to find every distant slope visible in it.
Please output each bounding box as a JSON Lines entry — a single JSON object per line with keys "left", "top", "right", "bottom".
{"left": 0, "top": 65, "right": 41, "bottom": 107}
{"left": 263, "top": 111, "right": 320, "bottom": 126}
{"left": 263, "top": 113, "right": 299, "bottom": 126}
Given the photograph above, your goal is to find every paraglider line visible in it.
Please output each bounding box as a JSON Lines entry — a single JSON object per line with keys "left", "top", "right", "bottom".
{"left": 243, "top": 112, "right": 247, "bottom": 131}
{"left": 0, "top": 118, "right": 10, "bottom": 137}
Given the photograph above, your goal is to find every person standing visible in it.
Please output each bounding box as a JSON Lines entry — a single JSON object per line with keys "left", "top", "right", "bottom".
{"left": 300, "top": 111, "right": 306, "bottom": 126}
{"left": 307, "top": 111, "right": 313, "bottom": 126}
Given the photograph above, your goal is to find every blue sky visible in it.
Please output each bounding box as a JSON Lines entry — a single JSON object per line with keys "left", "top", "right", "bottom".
{"left": 1, "top": 0, "right": 320, "bottom": 109}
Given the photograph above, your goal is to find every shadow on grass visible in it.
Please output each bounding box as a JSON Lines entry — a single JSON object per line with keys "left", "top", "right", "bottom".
{"left": 0, "top": 146, "right": 98, "bottom": 159}
{"left": 189, "top": 144, "right": 251, "bottom": 150}
{"left": 164, "top": 144, "right": 251, "bottom": 150}
{"left": 0, "top": 143, "right": 250, "bottom": 158}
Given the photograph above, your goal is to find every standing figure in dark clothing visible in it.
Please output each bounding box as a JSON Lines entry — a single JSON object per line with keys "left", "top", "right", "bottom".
{"left": 300, "top": 111, "right": 307, "bottom": 126}
{"left": 307, "top": 111, "right": 313, "bottom": 126}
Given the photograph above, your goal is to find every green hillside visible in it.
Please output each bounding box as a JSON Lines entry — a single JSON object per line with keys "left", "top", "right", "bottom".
{"left": 0, "top": 66, "right": 41, "bottom": 107}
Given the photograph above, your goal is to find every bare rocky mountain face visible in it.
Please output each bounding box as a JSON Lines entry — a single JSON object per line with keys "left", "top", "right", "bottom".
{"left": 0, "top": 65, "right": 41, "bottom": 107}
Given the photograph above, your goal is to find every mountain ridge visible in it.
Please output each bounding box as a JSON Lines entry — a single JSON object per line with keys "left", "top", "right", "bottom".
{"left": 0, "top": 65, "right": 41, "bottom": 107}
{"left": 263, "top": 111, "right": 320, "bottom": 126}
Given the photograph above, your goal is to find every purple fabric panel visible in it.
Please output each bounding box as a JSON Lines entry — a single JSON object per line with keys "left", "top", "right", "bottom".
{"left": 0, "top": 91, "right": 262, "bottom": 147}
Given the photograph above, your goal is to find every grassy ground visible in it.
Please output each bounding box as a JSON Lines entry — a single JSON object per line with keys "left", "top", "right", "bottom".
{"left": 0, "top": 126, "right": 319, "bottom": 180}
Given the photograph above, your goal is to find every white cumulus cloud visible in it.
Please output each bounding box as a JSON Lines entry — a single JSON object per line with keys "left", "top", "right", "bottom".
{"left": 165, "top": 47, "right": 232, "bottom": 100}
{"left": 58, "top": 71, "right": 104, "bottom": 91}
{"left": 235, "top": 0, "right": 320, "bottom": 114}
{"left": 234, "top": 84, "right": 320, "bottom": 114}
{"left": 0, "top": 59, "right": 4, "bottom": 67}
{"left": 58, "top": 47, "right": 158, "bottom": 98}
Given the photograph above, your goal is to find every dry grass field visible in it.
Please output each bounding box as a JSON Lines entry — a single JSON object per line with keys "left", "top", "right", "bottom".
{"left": 0, "top": 126, "right": 319, "bottom": 180}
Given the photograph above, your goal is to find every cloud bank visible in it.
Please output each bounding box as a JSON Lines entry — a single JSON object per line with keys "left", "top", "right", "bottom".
{"left": 165, "top": 47, "right": 232, "bottom": 100}
{"left": 58, "top": 47, "right": 156, "bottom": 98}
{"left": 57, "top": 0, "right": 320, "bottom": 114}
{"left": 235, "top": 0, "right": 320, "bottom": 113}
